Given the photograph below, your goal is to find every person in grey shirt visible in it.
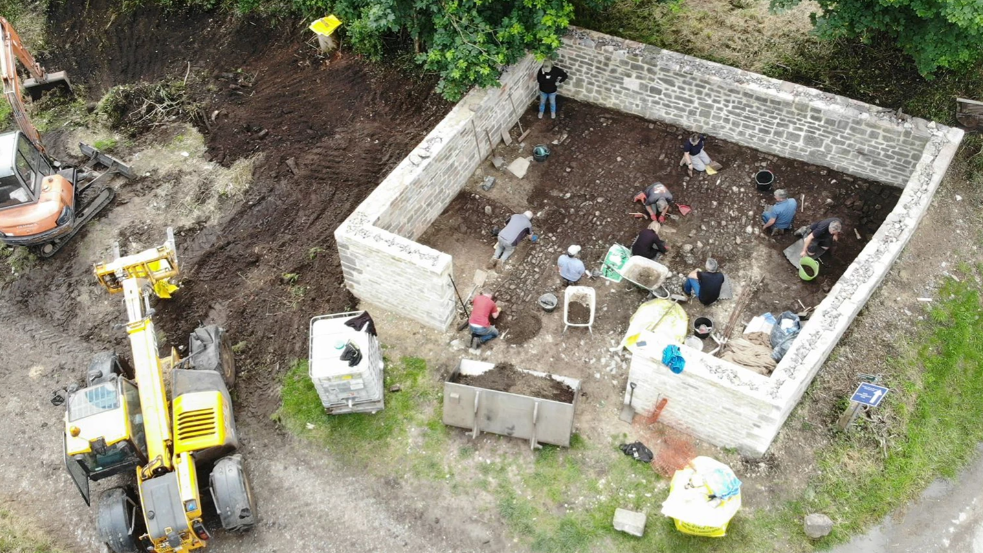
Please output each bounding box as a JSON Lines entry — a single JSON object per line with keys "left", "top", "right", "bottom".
{"left": 489, "top": 210, "right": 534, "bottom": 268}
{"left": 557, "top": 245, "right": 589, "bottom": 285}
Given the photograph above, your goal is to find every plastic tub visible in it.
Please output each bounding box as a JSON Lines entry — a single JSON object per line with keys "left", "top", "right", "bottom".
{"left": 799, "top": 256, "right": 820, "bottom": 281}
{"left": 533, "top": 145, "right": 551, "bottom": 162}
{"left": 538, "top": 292, "right": 558, "bottom": 312}
{"left": 755, "top": 170, "right": 774, "bottom": 191}
{"left": 693, "top": 317, "right": 713, "bottom": 339}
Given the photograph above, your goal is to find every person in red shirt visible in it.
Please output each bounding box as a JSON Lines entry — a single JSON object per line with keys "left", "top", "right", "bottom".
{"left": 469, "top": 290, "right": 501, "bottom": 349}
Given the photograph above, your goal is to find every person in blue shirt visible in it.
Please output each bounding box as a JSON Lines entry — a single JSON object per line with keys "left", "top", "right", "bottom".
{"left": 557, "top": 245, "right": 589, "bottom": 285}
{"left": 761, "top": 189, "right": 798, "bottom": 236}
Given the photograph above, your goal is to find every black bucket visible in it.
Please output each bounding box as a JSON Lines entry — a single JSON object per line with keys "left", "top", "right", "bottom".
{"left": 694, "top": 317, "right": 713, "bottom": 339}
{"left": 755, "top": 170, "right": 775, "bottom": 192}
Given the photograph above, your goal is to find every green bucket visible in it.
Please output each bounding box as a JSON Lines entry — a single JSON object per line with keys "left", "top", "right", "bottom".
{"left": 799, "top": 256, "right": 820, "bottom": 281}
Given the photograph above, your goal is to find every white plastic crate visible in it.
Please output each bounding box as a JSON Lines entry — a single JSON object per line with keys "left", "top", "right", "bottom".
{"left": 309, "top": 311, "right": 385, "bottom": 414}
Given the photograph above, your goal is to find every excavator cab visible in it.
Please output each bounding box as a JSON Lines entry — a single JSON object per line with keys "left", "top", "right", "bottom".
{"left": 0, "top": 131, "right": 54, "bottom": 207}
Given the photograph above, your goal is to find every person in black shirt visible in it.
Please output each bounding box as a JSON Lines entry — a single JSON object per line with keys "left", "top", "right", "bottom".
{"left": 537, "top": 61, "right": 568, "bottom": 119}
{"left": 679, "top": 133, "right": 716, "bottom": 177}
{"left": 797, "top": 217, "right": 842, "bottom": 259}
{"left": 631, "top": 222, "right": 668, "bottom": 260}
{"left": 683, "top": 258, "right": 725, "bottom": 306}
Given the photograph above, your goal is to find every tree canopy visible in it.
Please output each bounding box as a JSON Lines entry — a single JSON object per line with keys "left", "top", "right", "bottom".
{"left": 771, "top": 0, "right": 983, "bottom": 77}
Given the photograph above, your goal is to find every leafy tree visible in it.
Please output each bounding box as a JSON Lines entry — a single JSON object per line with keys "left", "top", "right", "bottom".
{"left": 771, "top": 0, "right": 983, "bottom": 77}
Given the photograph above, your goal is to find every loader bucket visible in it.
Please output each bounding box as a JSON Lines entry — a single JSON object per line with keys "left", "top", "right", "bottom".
{"left": 23, "top": 70, "right": 72, "bottom": 101}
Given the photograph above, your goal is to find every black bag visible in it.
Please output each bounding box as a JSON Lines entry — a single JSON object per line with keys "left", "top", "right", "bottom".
{"left": 619, "top": 442, "right": 654, "bottom": 463}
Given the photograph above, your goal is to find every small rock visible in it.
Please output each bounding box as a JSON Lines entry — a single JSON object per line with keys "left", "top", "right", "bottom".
{"left": 389, "top": 385, "right": 402, "bottom": 393}
{"left": 491, "top": 156, "right": 505, "bottom": 170}
{"left": 484, "top": 205, "right": 493, "bottom": 215}
{"left": 735, "top": 237, "right": 742, "bottom": 245}
{"left": 955, "top": 195, "right": 963, "bottom": 201}
{"left": 681, "top": 244, "right": 694, "bottom": 253}
{"left": 696, "top": 241, "right": 703, "bottom": 248}
{"left": 803, "top": 513, "right": 833, "bottom": 539}
{"left": 613, "top": 508, "right": 646, "bottom": 537}
{"left": 745, "top": 225, "right": 753, "bottom": 234}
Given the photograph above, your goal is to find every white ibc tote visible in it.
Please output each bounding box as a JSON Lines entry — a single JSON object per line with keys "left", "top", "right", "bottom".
{"left": 309, "top": 311, "right": 385, "bottom": 414}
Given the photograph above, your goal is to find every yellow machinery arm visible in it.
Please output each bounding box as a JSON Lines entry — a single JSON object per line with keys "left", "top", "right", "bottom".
{"left": 93, "top": 229, "right": 181, "bottom": 474}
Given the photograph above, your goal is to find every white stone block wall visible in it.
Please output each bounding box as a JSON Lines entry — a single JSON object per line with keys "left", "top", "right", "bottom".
{"left": 556, "top": 28, "right": 931, "bottom": 188}
{"left": 334, "top": 57, "right": 540, "bottom": 330}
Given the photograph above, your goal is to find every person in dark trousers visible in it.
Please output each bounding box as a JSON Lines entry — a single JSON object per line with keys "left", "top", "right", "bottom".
{"left": 679, "top": 133, "right": 717, "bottom": 177}
{"left": 683, "top": 258, "right": 725, "bottom": 306}
{"left": 797, "top": 217, "right": 842, "bottom": 259}
{"left": 537, "top": 61, "right": 568, "bottom": 119}
{"left": 631, "top": 221, "right": 668, "bottom": 260}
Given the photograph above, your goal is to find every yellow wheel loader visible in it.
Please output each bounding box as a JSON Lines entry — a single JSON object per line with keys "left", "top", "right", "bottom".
{"left": 63, "top": 229, "right": 256, "bottom": 553}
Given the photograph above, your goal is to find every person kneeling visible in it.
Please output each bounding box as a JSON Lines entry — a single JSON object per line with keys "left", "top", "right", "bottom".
{"left": 683, "top": 258, "right": 725, "bottom": 306}
{"left": 468, "top": 291, "right": 500, "bottom": 350}
{"left": 557, "top": 245, "right": 589, "bottom": 285}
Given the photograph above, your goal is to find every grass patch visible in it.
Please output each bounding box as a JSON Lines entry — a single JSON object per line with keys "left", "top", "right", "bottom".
{"left": 791, "top": 270, "right": 983, "bottom": 543}
{"left": 92, "top": 137, "right": 119, "bottom": 151}
{"left": 275, "top": 357, "right": 448, "bottom": 474}
{"left": 0, "top": 508, "right": 66, "bottom": 553}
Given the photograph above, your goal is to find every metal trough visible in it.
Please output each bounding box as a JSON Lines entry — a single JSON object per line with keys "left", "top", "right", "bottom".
{"left": 443, "top": 359, "right": 581, "bottom": 449}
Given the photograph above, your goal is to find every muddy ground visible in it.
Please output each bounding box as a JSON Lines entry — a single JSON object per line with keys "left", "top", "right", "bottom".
{"left": 420, "top": 99, "right": 899, "bottom": 373}
{"left": 0, "top": 1, "right": 974, "bottom": 551}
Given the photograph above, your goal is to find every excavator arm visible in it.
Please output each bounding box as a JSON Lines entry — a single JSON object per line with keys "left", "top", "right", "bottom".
{"left": 0, "top": 16, "right": 72, "bottom": 154}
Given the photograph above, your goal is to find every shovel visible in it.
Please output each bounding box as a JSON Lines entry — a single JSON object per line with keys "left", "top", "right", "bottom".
{"left": 619, "top": 382, "right": 638, "bottom": 423}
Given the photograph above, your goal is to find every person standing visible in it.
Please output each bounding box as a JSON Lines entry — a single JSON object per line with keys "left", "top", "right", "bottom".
{"left": 537, "top": 61, "right": 568, "bottom": 120}
{"left": 489, "top": 210, "right": 534, "bottom": 268}
{"left": 797, "top": 217, "right": 842, "bottom": 259}
{"left": 680, "top": 133, "right": 716, "bottom": 177}
{"left": 557, "top": 245, "right": 589, "bottom": 285}
{"left": 633, "top": 182, "right": 673, "bottom": 222}
{"left": 761, "top": 189, "right": 798, "bottom": 235}
{"left": 683, "top": 258, "right": 725, "bottom": 306}
{"left": 631, "top": 221, "right": 668, "bottom": 260}
{"left": 468, "top": 291, "right": 500, "bottom": 349}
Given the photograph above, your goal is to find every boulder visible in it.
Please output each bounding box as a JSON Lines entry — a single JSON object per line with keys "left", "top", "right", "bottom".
{"left": 803, "top": 513, "right": 833, "bottom": 539}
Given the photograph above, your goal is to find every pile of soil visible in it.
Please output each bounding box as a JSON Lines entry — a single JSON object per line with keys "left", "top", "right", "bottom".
{"left": 496, "top": 310, "right": 542, "bottom": 345}
{"left": 624, "top": 265, "right": 664, "bottom": 289}
{"left": 567, "top": 301, "right": 592, "bottom": 324}
{"left": 451, "top": 363, "right": 575, "bottom": 403}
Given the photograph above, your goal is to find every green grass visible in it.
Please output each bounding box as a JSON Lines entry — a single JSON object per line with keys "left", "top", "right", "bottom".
{"left": 92, "top": 137, "right": 119, "bottom": 151}
{"left": 0, "top": 509, "right": 66, "bottom": 553}
{"left": 790, "top": 270, "right": 983, "bottom": 543}
{"left": 275, "top": 357, "right": 448, "bottom": 473}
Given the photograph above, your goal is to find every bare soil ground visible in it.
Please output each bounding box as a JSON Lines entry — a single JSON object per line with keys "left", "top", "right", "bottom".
{"left": 0, "top": 3, "right": 522, "bottom": 553}
{"left": 420, "top": 98, "right": 899, "bottom": 374}
{"left": 452, "top": 362, "right": 576, "bottom": 403}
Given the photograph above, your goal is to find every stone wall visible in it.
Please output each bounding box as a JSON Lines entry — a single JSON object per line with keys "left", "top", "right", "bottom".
{"left": 623, "top": 127, "right": 963, "bottom": 455}
{"left": 555, "top": 28, "right": 931, "bottom": 188}
{"left": 334, "top": 57, "right": 540, "bottom": 330}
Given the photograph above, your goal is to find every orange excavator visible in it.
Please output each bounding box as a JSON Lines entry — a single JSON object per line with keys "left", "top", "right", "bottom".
{"left": 0, "top": 16, "right": 133, "bottom": 257}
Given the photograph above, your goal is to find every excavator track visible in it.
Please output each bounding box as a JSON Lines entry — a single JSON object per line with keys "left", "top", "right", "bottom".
{"left": 37, "top": 187, "right": 116, "bottom": 258}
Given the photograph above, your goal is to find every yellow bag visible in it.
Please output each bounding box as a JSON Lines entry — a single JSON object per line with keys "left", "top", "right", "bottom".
{"left": 661, "top": 457, "right": 742, "bottom": 538}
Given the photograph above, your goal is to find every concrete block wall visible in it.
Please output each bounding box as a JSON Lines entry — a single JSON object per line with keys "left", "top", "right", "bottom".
{"left": 555, "top": 28, "right": 931, "bottom": 187}
{"left": 626, "top": 335, "right": 781, "bottom": 454}
{"left": 335, "top": 56, "right": 540, "bottom": 330}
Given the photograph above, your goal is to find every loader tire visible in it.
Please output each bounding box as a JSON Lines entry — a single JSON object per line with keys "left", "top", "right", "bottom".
{"left": 210, "top": 454, "right": 256, "bottom": 531}
{"left": 189, "top": 325, "right": 236, "bottom": 389}
{"left": 97, "top": 487, "right": 142, "bottom": 553}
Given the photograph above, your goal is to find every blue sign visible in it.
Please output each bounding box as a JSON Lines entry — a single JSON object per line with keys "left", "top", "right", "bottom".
{"left": 851, "top": 383, "right": 889, "bottom": 407}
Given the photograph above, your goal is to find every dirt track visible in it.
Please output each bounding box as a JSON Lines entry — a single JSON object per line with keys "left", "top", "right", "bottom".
{"left": 0, "top": 3, "right": 519, "bottom": 552}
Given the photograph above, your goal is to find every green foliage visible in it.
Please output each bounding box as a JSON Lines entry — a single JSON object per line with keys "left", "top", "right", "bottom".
{"left": 92, "top": 137, "right": 119, "bottom": 151}
{"left": 771, "top": 0, "right": 983, "bottom": 77}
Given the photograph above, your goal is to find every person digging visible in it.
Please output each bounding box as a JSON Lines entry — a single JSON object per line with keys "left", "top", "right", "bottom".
{"left": 489, "top": 210, "right": 534, "bottom": 269}
{"left": 632, "top": 182, "right": 673, "bottom": 223}
{"left": 557, "top": 244, "right": 590, "bottom": 285}
{"left": 761, "top": 188, "right": 798, "bottom": 236}
{"left": 679, "top": 133, "right": 722, "bottom": 177}
{"left": 631, "top": 221, "right": 668, "bottom": 260}
{"left": 468, "top": 290, "right": 500, "bottom": 350}
{"left": 796, "top": 217, "right": 842, "bottom": 260}
{"left": 683, "top": 258, "right": 725, "bottom": 306}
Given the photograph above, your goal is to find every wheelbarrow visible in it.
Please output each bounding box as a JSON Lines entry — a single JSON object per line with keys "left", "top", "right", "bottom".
{"left": 563, "top": 286, "right": 596, "bottom": 334}
{"left": 618, "top": 256, "right": 671, "bottom": 299}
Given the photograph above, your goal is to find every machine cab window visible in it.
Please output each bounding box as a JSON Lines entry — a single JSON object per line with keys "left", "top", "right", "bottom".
{"left": 66, "top": 379, "right": 146, "bottom": 479}
{"left": 0, "top": 133, "right": 46, "bottom": 209}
